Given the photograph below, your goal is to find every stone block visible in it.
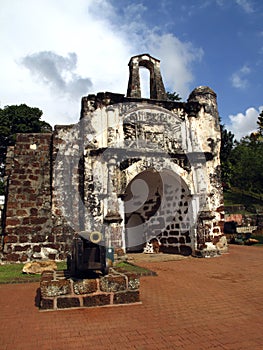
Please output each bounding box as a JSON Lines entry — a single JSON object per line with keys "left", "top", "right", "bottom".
{"left": 179, "top": 237, "right": 185, "bottom": 244}
{"left": 41, "top": 271, "right": 54, "bottom": 282}
{"left": 16, "top": 226, "right": 33, "bottom": 235}
{"left": 31, "top": 235, "right": 46, "bottom": 243}
{"left": 40, "top": 298, "right": 54, "bottom": 310}
{"left": 6, "top": 235, "right": 18, "bottom": 243}
{"left": 6, "top": 253, "right": 19, "bottom": 262}
{"left": 16, "top": 209, "right": 28, "bottom": 216}
{"left": 179, "top": 245, "right": 192, "bottom": 256}
{"left": 40, "top": 279, "right": 71, "bottom": 297}
{"left": 47, "top": 235, "right": 55, "bottom": 242}
{"left": 48, "top": 254, "right": 56, "bottom": 260}
{"left": 6, "top": 218, "right": 21, "bottom": 226}
{"left": 22, "top": 218, "right": 30, "bottom": 225}
{"left": 186, "top": 236, "right": 191, "bottom": 243}
{"left": 125, "top": 273, "right": 140, "bottom": 290}
{"left": 20, "top": 254, "right": 28, "bottom": 262}
{"left": 14, "top": 245, "right": 31, "bottom": 252}
{"left": 168, "top": 236, "right": 178, "bottom": 244}
{"left": 113, "top": 291, "right": 140, "bottom": 304}
{"left": 29, "top": 175, "right": 39, "bottom": 181}
{"left": 5, "top": 202, "right": 18, "bottom": 209}
{"left": 19, "top": 235, "right": 30, "bottom": 243}
{"left": 100, "top": 275, "right": 126, "bottom": 292}
{"left": 57, "top": 297, "right": 80, "bottom": 309}
{"left": 43, "top": 243, "right": 60, "bottom": 250}
{"left": 6, "top": 209, "right": 14, "bottom": 217}
{"left": 83, "top": 294, "right": 111, "bottom": 307}
{"left": 33, "top": 246, "right": 41, "bottom": 252}
{"left": 30, "top": 208, "right": 38, "bottom": 216}
{"left": 73, "top": 279, "right": 98, "bottom": 295}
{"left": 30, "top": 217, "right": 47, "bottom": 225}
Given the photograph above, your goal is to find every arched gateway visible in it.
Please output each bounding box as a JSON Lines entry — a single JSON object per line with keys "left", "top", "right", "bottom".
{"left": 2, "top": 54, "right": 226, "bottom": 262}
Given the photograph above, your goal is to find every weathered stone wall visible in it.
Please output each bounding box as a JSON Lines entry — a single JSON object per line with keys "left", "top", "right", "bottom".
{"left": 50, "top": 125, "right": 81, "bottom": 260}
{"left": 2, "top": 134, "right": 53, "bottom": 262}
{"left": 79, "top": 88, "right": 224, "bottom": 256}
{"left": 1, "top": 54, "right": 226, "bottom": 262}
{"left": 2, "top": 131, "right": 79, "bottom": 262}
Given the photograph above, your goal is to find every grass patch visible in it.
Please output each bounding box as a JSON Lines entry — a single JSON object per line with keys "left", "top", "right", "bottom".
{"left": 0, "top": 261, "right": 67, "bottom": 284}
{"left": 0, "top": 260, "right": 155, "bottom": 284}
{"left": 114, "top": 261, "right": 156, "bottom": 276}
{"left": 0, "top": 261, "right": 156, "bottom": 284}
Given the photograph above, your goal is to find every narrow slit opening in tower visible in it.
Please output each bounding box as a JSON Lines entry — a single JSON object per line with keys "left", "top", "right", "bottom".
{"left": 139, "top": 67, "right": 150, "bottom": 99}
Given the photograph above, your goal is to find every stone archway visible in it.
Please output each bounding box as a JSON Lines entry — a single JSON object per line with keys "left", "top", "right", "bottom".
{"left": 124, "top": 169, "right": 162, "bottom": 252}
{"left": 123, "top": 168, "right": 194, "bottom": 255}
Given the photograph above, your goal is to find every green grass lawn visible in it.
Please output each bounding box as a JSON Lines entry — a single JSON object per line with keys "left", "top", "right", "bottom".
{"left": 0, "top": 261, "right": 154, "bottom": 284}
{"left": 114, "top": 261, "right": 156, "bottom": 276}
{"left": 0, "top": 261, "right": 67, "bottom": 284}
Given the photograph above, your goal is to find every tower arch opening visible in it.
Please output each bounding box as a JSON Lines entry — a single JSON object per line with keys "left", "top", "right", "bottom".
{"left": 126, "top": 53, "right": 167, "bottom": 100}
{"left": 139, "top": 66, "right": 150, "bottom": 99}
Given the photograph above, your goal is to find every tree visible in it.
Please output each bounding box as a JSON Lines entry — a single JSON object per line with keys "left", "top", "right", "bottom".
{"left": 229, "top": 135, "right": 263, "bottom": 195}
{"left": 0, "top": 104, "right": 52, "bottom": 194}
{"left": 257, "top": 110, "right": 263, "bottom": 136}
{"left": 166, "top": 91, "right": 182, "bottom": 101}
{"left": 220, "top": 124, "right": 235, "bottom": 188}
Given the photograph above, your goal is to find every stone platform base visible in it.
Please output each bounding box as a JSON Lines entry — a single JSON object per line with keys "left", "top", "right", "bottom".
{"left": 39, "top": 269, "right": 141, "bottom": 311}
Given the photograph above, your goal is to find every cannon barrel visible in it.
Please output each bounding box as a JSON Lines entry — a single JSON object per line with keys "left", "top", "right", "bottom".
{"left": 67, "top": 231, "right": 108, "bottom": 277}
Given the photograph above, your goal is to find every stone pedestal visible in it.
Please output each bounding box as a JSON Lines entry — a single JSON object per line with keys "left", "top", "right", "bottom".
{"left": 39, "top": 269, "right": 141, "bottom": 311}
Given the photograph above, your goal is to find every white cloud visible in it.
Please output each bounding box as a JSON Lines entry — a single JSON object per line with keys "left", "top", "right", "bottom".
{"left": 226, "top": 106, "right": 263, "bottom": 140}
{"left": 231, "top": 65, "right": 251, "bottom": 89}
{"left": 0, "top": 0, "right": 203, "bottom": 126}
{"left": 109, "top": 4, "right": 203, "bottom": 99}
{"left": 145, "top": 33, "right": 204, "bottom": 98}
{"left": 21, "top": 51, "right": 92, "bottom": 100}
{"left": 235, "top": 0, "right": 254, "bottom": 13}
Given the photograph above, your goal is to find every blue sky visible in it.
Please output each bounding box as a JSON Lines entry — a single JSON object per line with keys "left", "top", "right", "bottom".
{"left": 0, "top": 0, "right": 262, "bottom": 139}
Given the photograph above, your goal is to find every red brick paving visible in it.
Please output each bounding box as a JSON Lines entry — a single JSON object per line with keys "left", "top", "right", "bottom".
{"left": 0, "top": 245, "right": 263, "bottom": 349}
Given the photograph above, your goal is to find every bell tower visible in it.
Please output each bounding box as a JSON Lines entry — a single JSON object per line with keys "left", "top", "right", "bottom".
{"left": 126, "top": 53, "right": 167, "bottom": 100}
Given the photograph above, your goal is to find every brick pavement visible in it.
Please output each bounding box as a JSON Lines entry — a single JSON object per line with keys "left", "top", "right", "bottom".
{"left": 0, "top": 245, "right": 263, "bottom": 350}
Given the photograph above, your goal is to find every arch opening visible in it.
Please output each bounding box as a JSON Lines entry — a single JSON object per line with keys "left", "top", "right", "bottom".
{"left": 124, "top": 168, "right": 194, "bottom": 255}
{"left": 139, "top": 67, "right": 150, "bottom": 99}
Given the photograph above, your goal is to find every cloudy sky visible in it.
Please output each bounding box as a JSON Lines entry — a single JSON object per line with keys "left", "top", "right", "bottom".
{"left": 0, "top": 0, "right": 262, "bottom": 139}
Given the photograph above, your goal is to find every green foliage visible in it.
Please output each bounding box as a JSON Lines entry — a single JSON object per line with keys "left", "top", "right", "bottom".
{"left": 257, "top": 110, "right": 263, "bottom": 136}
{"left": 220, "top": 125, "right": 235, "bottom": 188}
{"left": 229, "top": 136, "right": 263, "bottom": 195}
{"left": 220, "top": 112, "right": 263, "bottom": 204}
{"left": 220, "top": 112, "right": 263, "bottom": 199}
{"left": 0, "top": 104, "right": 52, "bottom": 194}
{"left": 166, "top": 91, "right": 182, "bottom": 101}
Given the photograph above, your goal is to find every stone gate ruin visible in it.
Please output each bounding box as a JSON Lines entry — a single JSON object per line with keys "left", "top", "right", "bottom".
{"left": 1, "top": 54, "right": 226, "bottom": 263}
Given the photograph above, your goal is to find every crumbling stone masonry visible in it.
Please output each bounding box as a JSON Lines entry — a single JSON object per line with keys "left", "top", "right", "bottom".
{"left": 39, "top": 269, "right": 140, "bottom": 310}
{"left": 1, "top": 53, "right": 227, "bottom": 262}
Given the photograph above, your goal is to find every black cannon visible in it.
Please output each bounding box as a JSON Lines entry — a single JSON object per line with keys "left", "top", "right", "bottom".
{"left": 67, "top": 231, "right": 109, "bottom": 277}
